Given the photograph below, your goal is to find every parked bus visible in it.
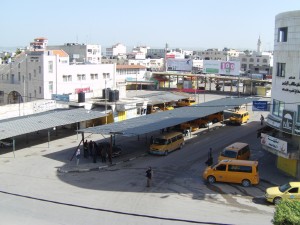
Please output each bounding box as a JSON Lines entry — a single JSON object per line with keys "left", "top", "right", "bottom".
{"left": 149, "top": 132, "right": 184, "bottom": 156}
{"left": 176, "top": 97, "right": 196, "bottom": 107}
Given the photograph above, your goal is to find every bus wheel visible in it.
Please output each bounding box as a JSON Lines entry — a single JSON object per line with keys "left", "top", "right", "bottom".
{"left": 207, "top": 176, "right": 216, "bottom": 184}
{"left": 242, "top": 179, "right": 251, "bottom": 187}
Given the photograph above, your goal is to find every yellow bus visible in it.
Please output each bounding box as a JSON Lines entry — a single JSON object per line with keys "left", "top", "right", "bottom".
{"left": 149, "top": 132, "right": 184, "bottom": 156}
{"left": 229, "top": 110, "right": 249, "bottom": 125}
{"left": 176, "top": 97, "right": 196, "bottom": 107}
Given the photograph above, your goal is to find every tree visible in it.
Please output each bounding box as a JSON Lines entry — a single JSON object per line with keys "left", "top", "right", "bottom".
{"left": 272, "top": 200, "right": 300, "bottom": 225}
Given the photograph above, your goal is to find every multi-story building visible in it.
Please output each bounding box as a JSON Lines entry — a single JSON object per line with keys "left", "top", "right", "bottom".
{"left": 48, "top": 42, "right": 102, "bottom": 64}
{"left": 106, "top": 43, "right": 127, "bottom": 58}
{"left": 0, "top": 38, "right": 116, "bottom": 105}
{"left": 194, "top": 48, "right": 241, "bottom": 61}
{"left": 238, "top": 37, "right": 273, "bottom": 75}
{"left": 262, "top": 10, "right": 300, "bottom": 178}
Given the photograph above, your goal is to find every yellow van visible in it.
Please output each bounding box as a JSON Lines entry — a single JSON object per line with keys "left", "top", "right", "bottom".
{"left": 176, "top": 97, "right": 196, "bottom": 107}
{"left": 202, "top": 159, "right": 259, "bottom": 187}
{"left": 229, "top": 110, "right": 249, "bottom": 125}
{"left": 149, "top": 132, "right": 184, "bottom": 156}
{"left": 218, "top": 142, "right": 250, "bottom": 161}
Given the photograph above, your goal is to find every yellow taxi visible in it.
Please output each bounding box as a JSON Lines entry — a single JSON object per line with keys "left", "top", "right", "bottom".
{"left": 265, "top": 182, "right": 300, "bottom": 204}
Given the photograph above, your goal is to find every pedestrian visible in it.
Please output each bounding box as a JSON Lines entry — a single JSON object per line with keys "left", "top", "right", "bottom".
{"left": 260, "top": 115, "right": 264, "bottom": 126}
{"left": 76, "top": 148, "right": 81, "bottom": 166}
{"left": 150, "top": 136, "right": 154, "bottom": 145}
{"left": 83, "top": 140, "right": 88, "bottom": 158}
{"left": 205, "top": 148, "right": 213, "bottom": 166}
{"left": 146, "top": 166, "right": 153, "bottom": 187}
{"left": 88, "top": 140, "right": 93, "bottom": 158}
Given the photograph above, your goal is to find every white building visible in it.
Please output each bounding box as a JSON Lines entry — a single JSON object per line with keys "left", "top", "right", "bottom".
{"left": 194, "top": 48, "right": 241, "bottom": 61}
{"left": 262, "top": 10, "right": 300, "bottom": 178}
{"left": 106, "top": 43, "right": 127, "bottom": 58}
{"left": 0, "top": 39, "right": 116, "bottom": 106}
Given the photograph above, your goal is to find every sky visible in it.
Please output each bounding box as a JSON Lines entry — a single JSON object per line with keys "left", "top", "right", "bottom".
{"left": 1, "top": 0, "right": 300, "bottom": 51}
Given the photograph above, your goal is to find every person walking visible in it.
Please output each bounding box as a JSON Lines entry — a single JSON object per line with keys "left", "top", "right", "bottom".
{"left": 83, "top": 140, "right": 88, "bottom": 158}
{"left": 150, "top": 136, "right": 154, "bottom": 145}
{"left": 146, "top": 167, "right": 153, "bottom": 187}
{"left": 76, "top": 148, "right": 81, "bottom": 166}
{"left": 205, "top": 148, "right": 213, "bottom": 166}
{"left": 260, "top": 115, "right": 265, "bottom": 126}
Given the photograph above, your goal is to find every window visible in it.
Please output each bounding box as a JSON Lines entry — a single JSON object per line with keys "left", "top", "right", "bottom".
{"left": 63, "top": 75, "right": 72, "bottom": 82}
{"left": 39, "top": 86, "right": 42, "bottom": 94}
{"left": 18, "top": 72, "right": 20, "bottom": 81}
{"left": 288, "top": 188, "right": 298, "bottom": 193}
{"left": 263, "top": 59, "right": 268, "bottom": 63}
{"left": 249, "top": 58, "right": 254, "bottom": 62}
{"left": 90, "top": 73, "right": 98, "bottom": 80}
{"left": 276, "top": 63, "right": 286, "bottom": 77}
{"left": 228, "top": 165, "right": 252, "bottom": 173}
{"left": 33, "top": 69, "right": 36, "bottom": 78}
{"left": 77, "top": 74, "right": 86, "bottom": 81}
{"left": 278, "top": 27, "right": 288, "bottom": 42}
{"left": 48, "top": 61, "right": 53, "bottom": 73}
{"left": 103, "top": 73, "right": 110, "bottom": 79}
{"left": 272, "top": 99, "right": 285, "bottom": 117}
{"left": 215, "top": 164, "right": 226, "bottom": 171}
{"left": 49, "top": 81, "right": 53, "bottom": 93}
{"left": 39, "top": 66, "right": 41, "bottom": 74}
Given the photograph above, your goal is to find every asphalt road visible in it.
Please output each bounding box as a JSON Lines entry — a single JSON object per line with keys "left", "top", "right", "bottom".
{"left": 0, "top": 106, "right": 281, "bottom": 225}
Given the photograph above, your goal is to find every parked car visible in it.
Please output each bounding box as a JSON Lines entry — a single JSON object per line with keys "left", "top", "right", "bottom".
{"left": 0, "top": 138, "right": 13, "bottom": 148}
{"left": 265, "top": 182, "right": 300, "bottom": 204}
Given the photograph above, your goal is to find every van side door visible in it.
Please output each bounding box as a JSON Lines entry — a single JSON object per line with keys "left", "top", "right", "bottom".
{"left": 214, "top": 164, "right": 227, "bottom": 182}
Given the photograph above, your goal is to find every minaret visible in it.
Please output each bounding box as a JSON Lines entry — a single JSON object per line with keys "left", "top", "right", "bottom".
{"left": 257, "top": 36, "right": 262, "bottom": 53}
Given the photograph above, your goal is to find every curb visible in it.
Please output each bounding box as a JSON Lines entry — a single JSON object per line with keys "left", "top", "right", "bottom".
{"left": 57, "top": 153, "right": 148, "bottom": 173}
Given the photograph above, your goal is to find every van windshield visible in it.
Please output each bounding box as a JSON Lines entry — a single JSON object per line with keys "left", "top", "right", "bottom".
{"left": 231, "top": 114, "right": 242, "bottom": 118}
{"left": 221, "top": 150, "right": 237, "bottom": 158}
{"left": 153, "top": 138, "right": 168, "bottom": 145}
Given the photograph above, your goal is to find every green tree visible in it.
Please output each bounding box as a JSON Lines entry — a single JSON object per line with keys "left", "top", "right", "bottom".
{"left": 272, "top": 200, "right": 300, "bottom": 225}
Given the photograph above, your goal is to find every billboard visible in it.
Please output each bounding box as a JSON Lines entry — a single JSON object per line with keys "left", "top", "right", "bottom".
{"left": 166, "top": 59, "right": 193, "bottom": 72}
{"left": 203, "top": 60, "right": 240, "bottom": 76}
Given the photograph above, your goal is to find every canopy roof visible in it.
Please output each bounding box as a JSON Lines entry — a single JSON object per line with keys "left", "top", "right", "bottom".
{"left": 79, "top": 97, "right": 259, "bottom": 137}
{"left": 0, "top": 108, "right": 106, "bottom": 140}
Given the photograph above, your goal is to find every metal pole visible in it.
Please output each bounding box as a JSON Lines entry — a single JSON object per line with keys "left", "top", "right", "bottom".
{"left": 105, "top": 79, "right": 107, "bottom": 124}
{"left": 48, "top": 129, "right": 50, "bottom": 148}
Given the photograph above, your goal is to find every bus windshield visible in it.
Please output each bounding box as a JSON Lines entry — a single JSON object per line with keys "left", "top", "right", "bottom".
{"left": 221, "top": 150, "right": 237, "bottom": 158}
{"left": 153, "top": 138, "right": 168, "bottom": 145}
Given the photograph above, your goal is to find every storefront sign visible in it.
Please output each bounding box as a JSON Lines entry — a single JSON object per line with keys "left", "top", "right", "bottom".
{"left": 261, "top": 133, "right": 287, "bottom": 154}
{"left": 294, "top": 124, "right": 300, "bottom": 136}
{"left": 267, "top": 115, "right": 281, "bottom": 128}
